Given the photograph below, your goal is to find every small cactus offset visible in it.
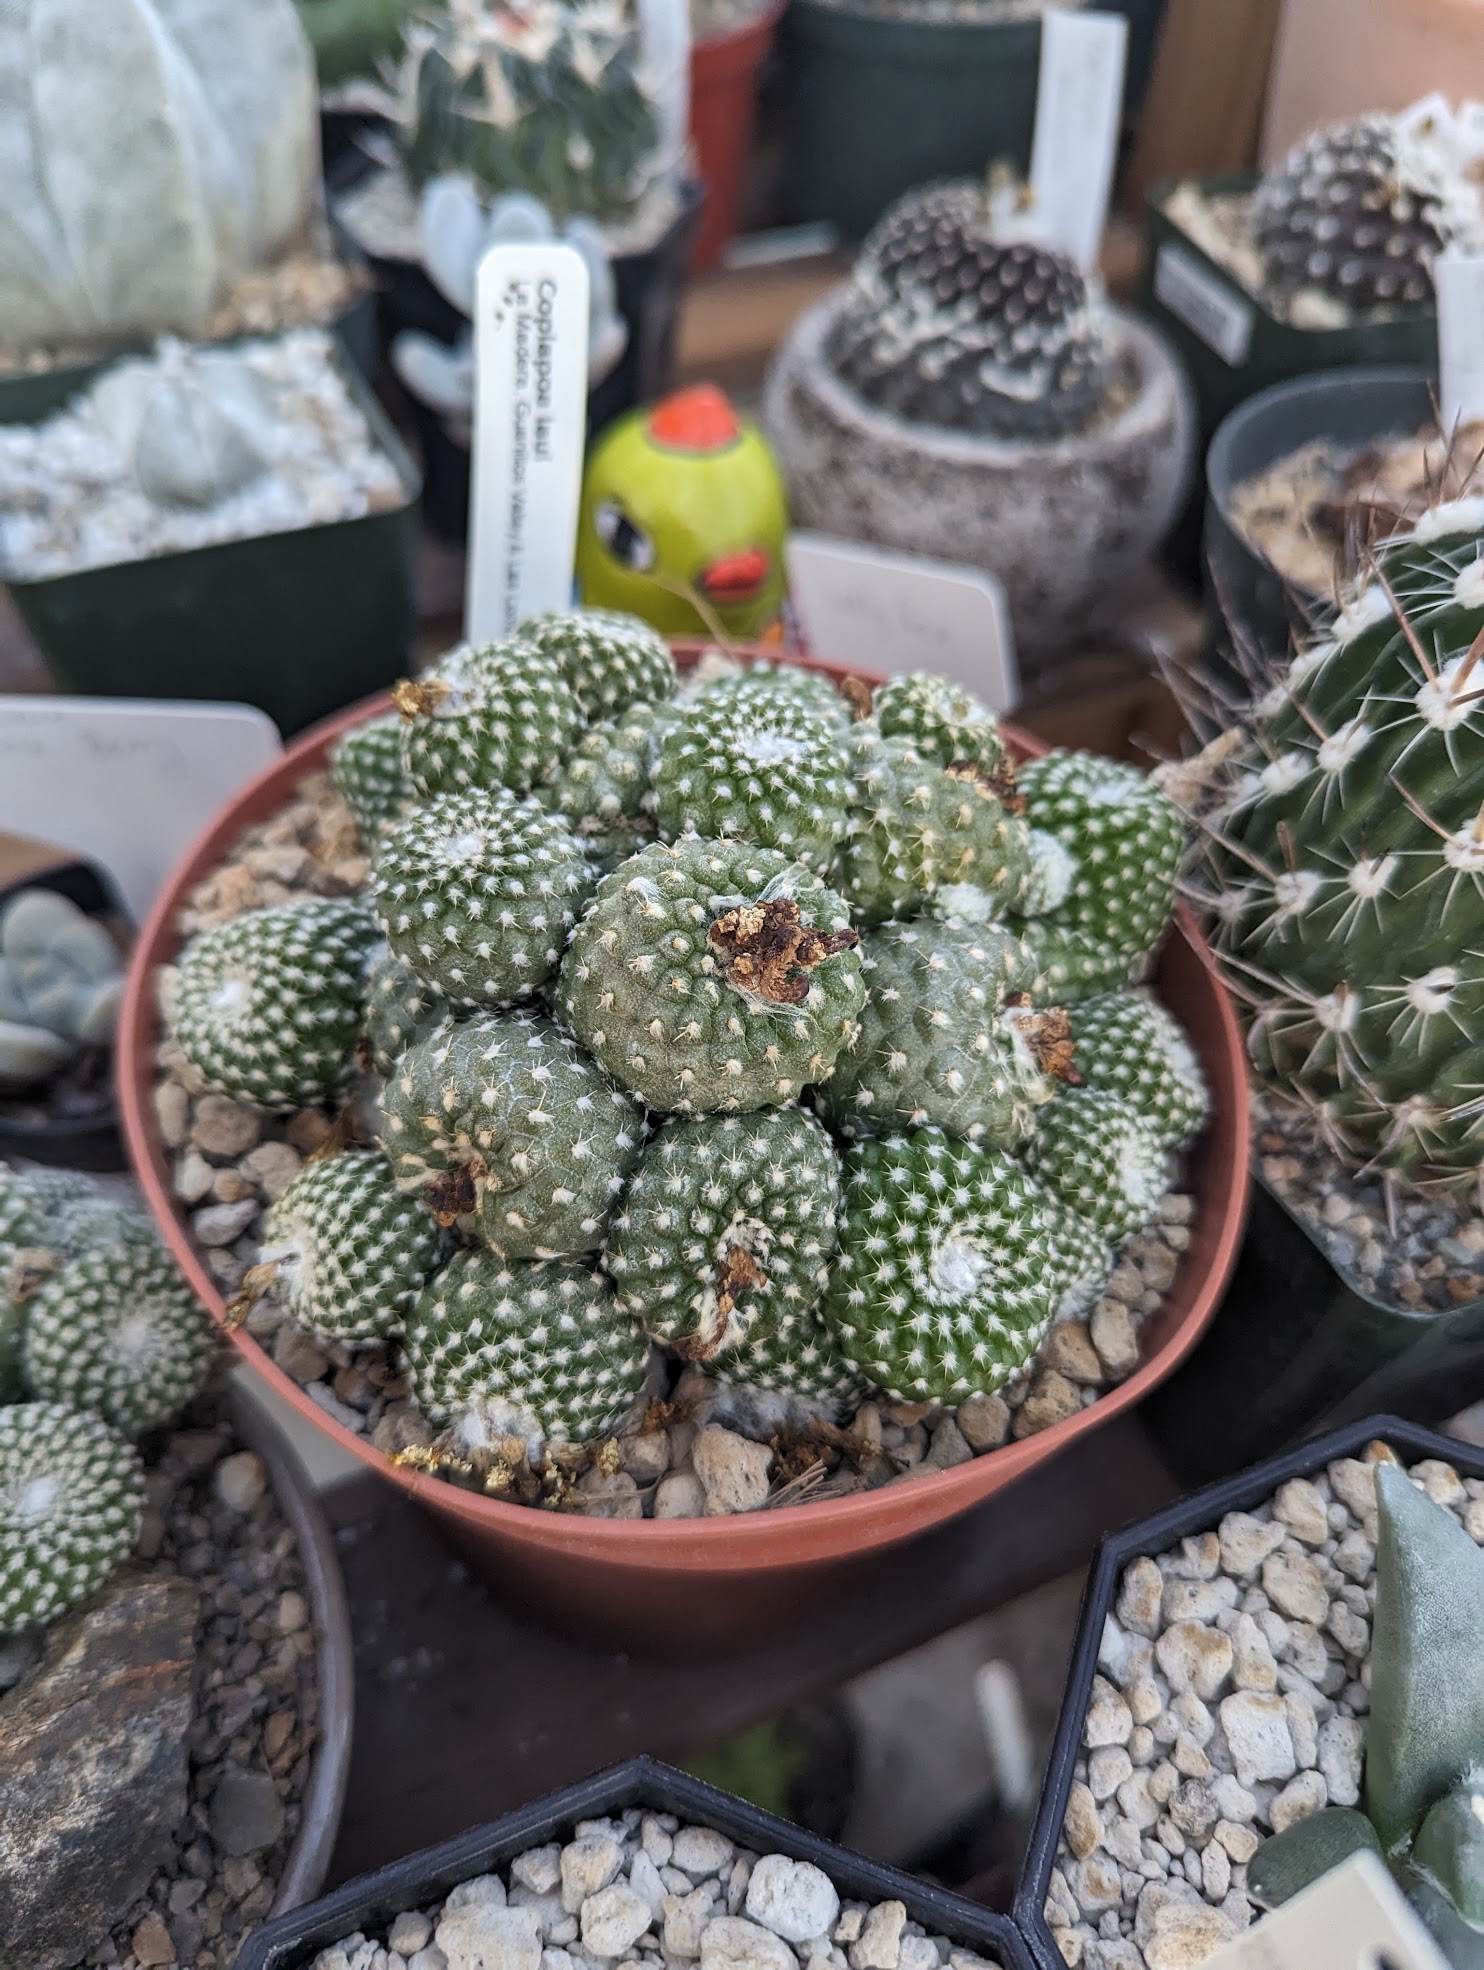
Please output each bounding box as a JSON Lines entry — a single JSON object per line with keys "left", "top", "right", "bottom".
{"left": 331, "top": 713, "right": 414, "bottom": 846}
{"left": 520, "top": 608, "right": 677, "bottom": 723}
{"left": 534, "top": 699, "right": 665, "bottom": 872}
{"left": 828, "top": 180, "right": 1117, "bottom": 440}
{"left": 396, "top": 637, "right": 581, "bottom": 800}
{"left": 1175, "top": 497, "right": 1484, "bottom": 1186}
{"left": 0, "top": 1404, "right": 145, "bottom": 1632}
{"left": 394, "top": 0, "right": 670, "bottom": 229}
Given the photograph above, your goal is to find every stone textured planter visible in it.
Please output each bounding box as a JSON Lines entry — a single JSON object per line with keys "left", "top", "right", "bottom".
{"left": 762, "top": 292, "right": 1195, "bottom": 678}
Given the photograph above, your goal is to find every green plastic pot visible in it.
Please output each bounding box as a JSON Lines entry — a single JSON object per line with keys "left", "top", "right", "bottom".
{"left": 779, "top": 0, "right": 1044, "bottom": 241}
{"left": 2, "top": 352, "right": 420, "bottom": 740}
{"left": 1204, "top": 365, "right": 1435, "bottom": 667}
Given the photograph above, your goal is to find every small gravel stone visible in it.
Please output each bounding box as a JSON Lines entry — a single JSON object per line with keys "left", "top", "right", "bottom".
{"left": 1218, "top": 1692, "right": 1296, "bottom": 1788}
{"left": 1272, "top": 1481, "right": 1328, "bottom": 1547}
{"left": 1086, "top": 1678, "right": 1134, "bottom": 1748}
{"left": 1269, "top": 1770, "right": 1327, "bottom": 1833}
{"left": 1063, "top": 1784, "right": 1103, "bottom": 1861}
{"left": 193, "top": 1094, "right": 263, "bottom": 1159}
{"left": 745, "top": 1855, "right": 840, "bottom": 1943}
{"left": 214, "top": 1451, "right": 268, "bottom": 1514}
{"left": 673, "top": 1829, "right": 735, "bottom": 1878}
{"left": 664, "top": 1888, "right": 715, "bottom": 1957}
{"left": 1089, "top": 1298, "right": 1141, "bottom": 1377}
{"left": 1217, "top": 1514, "right": 1286, "bottom": 1580}
{"left": 692, "top": 1429, "right": 772, "bottom": 1516}
{"left": 1261, "top": 1551, "right": 1328, "bottom": 1627}
{"left": 1155, "top": 1624, "right": 1233, "bottom": 1702}
{"left": 195, "top": 1198, "right": 260, "bottom": 1246}
{"left": 582, "top": 1886, "right": 653, "bottom": 1957}
{"left": 563, "top": 1839, "right": 625, "bottom": 1913}
{"left": 955, "top": 1393, "right": 1010, "bottom": 1452}
{"left": 700, "top": 1917, "right": 797, "bottom": 1970}
{"left": 654, "top": 1472, "right": 707, "bottom": 1520}
{"left": 1117, "top": 1559, "right": 1164, "bottom": 1639}
{"left": 1143, "top": 1903, "right": 1235, "bottom": 1970}
{"left": 241, "top": 1140, "right": 304, "bottom": 1200}
{"left": 393, "top": 1915, "right": 435, "bottom": 1955}
{"left": 850, "top": 1900, "right": 906, "bottom": 1970}
{"left": 209, "top": 1771, "right": 285, "bottom": 1857}
{"left": 155, "top": 1079, "right": 192, "bottom": 1147}
{"left": 438, "top": 1905, "right": 540, "bottom": 1970}
{"left": 133, "top": 1912, "right": 176, "bottom": 1967}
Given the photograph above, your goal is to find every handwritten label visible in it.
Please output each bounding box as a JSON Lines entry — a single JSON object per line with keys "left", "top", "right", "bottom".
{"left": 0, "top": 698, "right": 281, "bottom": 923}
{"left": 465, "top": 243, "right": 590, "bottom": 642}
{"left": 1437, "top": 251, "right": 1484, "bottom": 429}
{"left": 786, "top": 533, "right": 1018, "bottom": 713}
{"left": 1154, "top": 241, "right": 1256, "bottom": 367}
{"left": 1204, "top": 1853, "right": 1448, "bottom": 1970}
{"left": 1029, "top": 8, "right": 1128, "bottom": 270}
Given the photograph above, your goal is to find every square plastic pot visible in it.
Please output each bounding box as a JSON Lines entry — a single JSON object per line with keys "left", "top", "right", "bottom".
{"left": 1012, "top": 1413, "right": 1484, "bottom": 1970}
{"left": 2, "top": 348, "right": 420, "bottom": 740}
{"left": 1141, "top": 1177, "right": 1484, "bottom": 1491}
{"left": 235, "top": 1755, "right": 1037, "bottom": 1970}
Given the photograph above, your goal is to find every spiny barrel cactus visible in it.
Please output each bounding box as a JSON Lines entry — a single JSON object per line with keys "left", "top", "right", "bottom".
{"left": 1248, "top": 1458, "right": 1484, "bottom": 1965}
{"left": 404, "top": 1248, "right": 653, "bottom": 1450}
{"left": 520, "top": 608, "right": 677, "bottom": 723}
{"left": 556, "top": 836, "right": 865, "bottom": 1115}
{"left": 371, "top": 786, "right": 595, "bottom": 1009}
{"left": 0, "top": 1403, "right": 145, "bottom": 1631}
{"left": 380, "top": 1010, "right": 645, "bottom": 1257}
{"left": 396, "top": 638, "right": 581, "bottom": 800}
{"left": 1176, "top": 498, "right": 1484, "bottom": 1184}
{"left": 602, "top": 1107, "right": 841, "bottom": 1362}
{"left": 394, "top": 0, "right": 668, "bottom": 229}
{"left": 827, "top": 180, "right": 1116, "bottom": 440}
{"left": 1254, "top": 105, "right": 1484, "bottom": 315}
{"left": 257, "top": 1149, "right": 444, "bottom": 1346}
{"left": 172, "top": 899, "right": 379, "bottom": 1108}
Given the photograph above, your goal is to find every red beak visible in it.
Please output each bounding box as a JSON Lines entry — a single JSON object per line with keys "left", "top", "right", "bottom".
{"left": 699, "top": 548, "right": 770, "bottom": 605}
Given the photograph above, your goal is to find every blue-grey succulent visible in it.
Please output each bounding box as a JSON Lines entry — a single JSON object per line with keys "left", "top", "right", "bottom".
{"left": 0, "top": 890, "right": 126, "bottom": 1093}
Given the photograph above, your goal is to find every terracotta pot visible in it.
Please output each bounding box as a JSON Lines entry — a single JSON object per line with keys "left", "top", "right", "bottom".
{"left": 1261, "top": 0, "right": 1484, "bottom": 165}
{"left": 689, "top": 7, "right": 783, "bottom": 274}
{"left": 118, "top": 652, "right": 1250, "bottom": 1657}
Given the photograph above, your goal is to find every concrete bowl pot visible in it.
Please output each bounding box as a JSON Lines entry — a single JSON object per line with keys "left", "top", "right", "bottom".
{"left": 762, "top": 294, "right": 1196, "bottom": 679}
{"left": 117, "top": 651, "right": 1249, "bottom": 1659}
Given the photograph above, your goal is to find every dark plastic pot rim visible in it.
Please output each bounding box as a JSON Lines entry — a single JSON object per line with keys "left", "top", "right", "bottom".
{"left": 235, "top": 1755, "right": 1036, "bottom": 1970}
{"left": 1205, "top": 362, "right": 1438, "bottom": 515}
{"left": 786, "top": 0, "right": 1043, "bottom": 54}
{"left": 1013, "top": 1412, "right": 1484, "bottom": 1969}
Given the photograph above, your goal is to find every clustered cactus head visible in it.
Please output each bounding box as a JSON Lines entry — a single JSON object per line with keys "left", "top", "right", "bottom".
{"left": 1248, "top": 1459, "right": 1484, "bottom": 1963}
{"left": 827, "top": 179, "right": 1117, "bottom": 441}
{"left": 164, "top": 615, "right": 1206, "bottom": 1457}
{"left": 1254, "top": 102, "right": 1484, "bottom": 315}
{"left": 395, "top": 0, "right": 668, "bottom": 229}
{"left": 1173, "top": 497, "right": 1484, "bottom": 1188}
{"left": 0, "top": 1403, "right": 145, "bottom": 1634}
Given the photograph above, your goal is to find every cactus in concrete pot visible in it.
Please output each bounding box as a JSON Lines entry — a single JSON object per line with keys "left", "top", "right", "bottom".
{"left": 1248, "top": 1460, "right": 1484, "bottom": 1965}
{"left": 0, "top": 0, "right": 319, "bottom": 352}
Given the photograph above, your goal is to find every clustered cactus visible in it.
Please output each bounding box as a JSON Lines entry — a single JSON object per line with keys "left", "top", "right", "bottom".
{"left": 1247, "top": 1460, "right": 1484, "bottom": 1967}
{"left": 1171, "top": 494, "right": 1484, "bottom": 1189}
{"left": 166, "top": 615, "right": 1208, "bottom": 1472}
{"left": 827, "top": 179, "right": 1119, "bottom": 441}
{"left": 0, "top": 1164, "right": 217, "bottom": 1633}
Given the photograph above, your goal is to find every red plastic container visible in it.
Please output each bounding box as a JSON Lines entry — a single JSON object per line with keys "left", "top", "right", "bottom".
{"left": 118, "top": 651, "right": 1250, "bottom": 1656}
{"left": 688, "top": 6, "right": 784, "bottom": 274}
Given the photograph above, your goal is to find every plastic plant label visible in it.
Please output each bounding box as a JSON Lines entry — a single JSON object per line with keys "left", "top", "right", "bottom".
{"left": 786, "top": 532, "right": 1018, "bottom": 712}
{"left": 465, "top": 242, "right": 591, "bottom": 643}
{"left": 0, "top": 697, "right": 281, "bottom": 924}
{"left": 1202, "top": 1852, "right": 1449, "bottom": 1970}
{"left": 1154, "top": 241, "right": 1256, "bottom": 367}
{"left": 1028, "top": 7, "right": 1128, "bottom": 270}
{"left": 1437, "top": 251, "right": 1484, "bottom": 428}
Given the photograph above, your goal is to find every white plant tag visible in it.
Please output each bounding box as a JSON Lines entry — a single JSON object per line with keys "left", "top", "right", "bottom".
{"left": 465, "top": 242, "right": 590, "bottom": 642}
{"left": 1203, "top": 1852, "right": 1449, "bottom": 1970}
{"left": 0, "top": 697, "right": 282, "bottom": 923}
{"left": 1437, "top": 250, "right": 1484, "bottom": 429}
{"left": 786, "top": 533, "right": 1018, "bottom": 712}
{"left": 1153, "top": 241, "right": 1256, "bottom": 366}
{"left": 1028, "top": 7, "right": 1128, "bottom": 270}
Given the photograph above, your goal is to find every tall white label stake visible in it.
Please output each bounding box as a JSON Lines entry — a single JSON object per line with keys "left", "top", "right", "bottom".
{"left": 1437, "top": 251, "right": 1484, "bottom": 430}
{"left": 1203, "top": 1852, "right": 1448, "bottom": 1970}
{"left": 465, "top": 242, "right": 591, "bottom": 642}
{"left": 1028, "top": 8, "right": 1128, "bottom": 271}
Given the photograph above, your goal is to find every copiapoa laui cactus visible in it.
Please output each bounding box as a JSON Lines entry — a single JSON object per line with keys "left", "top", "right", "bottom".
{"left": 0, "top": 0, "right": 319, "bottom": 352}
{"left": 1247, "top": 1458, "right": 1484, "bottom": 1966}
{"left": 827, "top": 179, "right": 1117, "bottom": 440}
{"left": 396, "top": 636, "right": 581, "bottom": 800}
{"left": 1170, "top": 496, "right": 1484, "bottom": 1188}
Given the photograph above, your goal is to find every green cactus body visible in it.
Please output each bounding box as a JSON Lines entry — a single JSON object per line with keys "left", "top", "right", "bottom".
{"left": 363, "top": 943, "right": 451, "bottom": 1079}
{"left": 1043, "top": 1193, "right": 1116, "bottom": 1319}
{"left": 1070, "top": 988, "right": 1210, "bottom": 1151}
{"left": 398, "top": 638, "right": 581, "bottom": 800}
{"left": 691, "top": 661, "right": 851, "bottom": 729}
{"left": 260, "top": 1149, "right": 443, "bottom": 1346}
{"left": 822, "top": 1126, "right": 1064, "bottom": 1402}
{"left": 520, "top": 608, "right": 677, "bottom": 723}
{"left": 0, "top": 1170, "right": 43, "bottom": 1403}
{"left": 819, "top": 919, "right": 1063, "bottom": 1143}
{"left": 330, "top": 712, "right": 413, "bottom": 845}
{"left": 652, "top": 696, "right": 854, "bottom": 873}
{"left": 23, "top": 1239, "right": 217, "bottom": 1435}
{"left": 556, "top": 837, "right": 866, "bottom": 1115}
{"left": 405, "top": 1249, "right": 652, "bottom": 1448}
{"left": 1026, "top": 1087, "right": 1168, "bottom": 1241}
{"left": 1013, "top": 750, "right": 1184, "bottom": 996}
{"left": 372, "top": 787, "right": 595, "bottom": 1008}
{"left": 836, "top": 732, "right": 1033, "bottom": 928}
{"left": 872, "top": 672, "right": 1007, "bottom": 773}
{"left": 536, "top": 700, "right": 663, "bottom": 873}
{"left": 0, "top": 1403, "right": 145, "bottom": 1631}
{"left": 172, "top": 900, "right": 378, "bottom": 1108}
{"left": 380, "top": 1010, "right": 645, "bottom": 1258}
{"left": 1191, "top": 506, "right": 1484, "bottom": 1181}
{"left": 718, "top": 1315, "right": 868, "bottom": 1423}
{"left": 603, "top": 1108, "right": 841, "bottom": 1362}
{"left": 398, "top": 0, "right": 663, "bottom": 227}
